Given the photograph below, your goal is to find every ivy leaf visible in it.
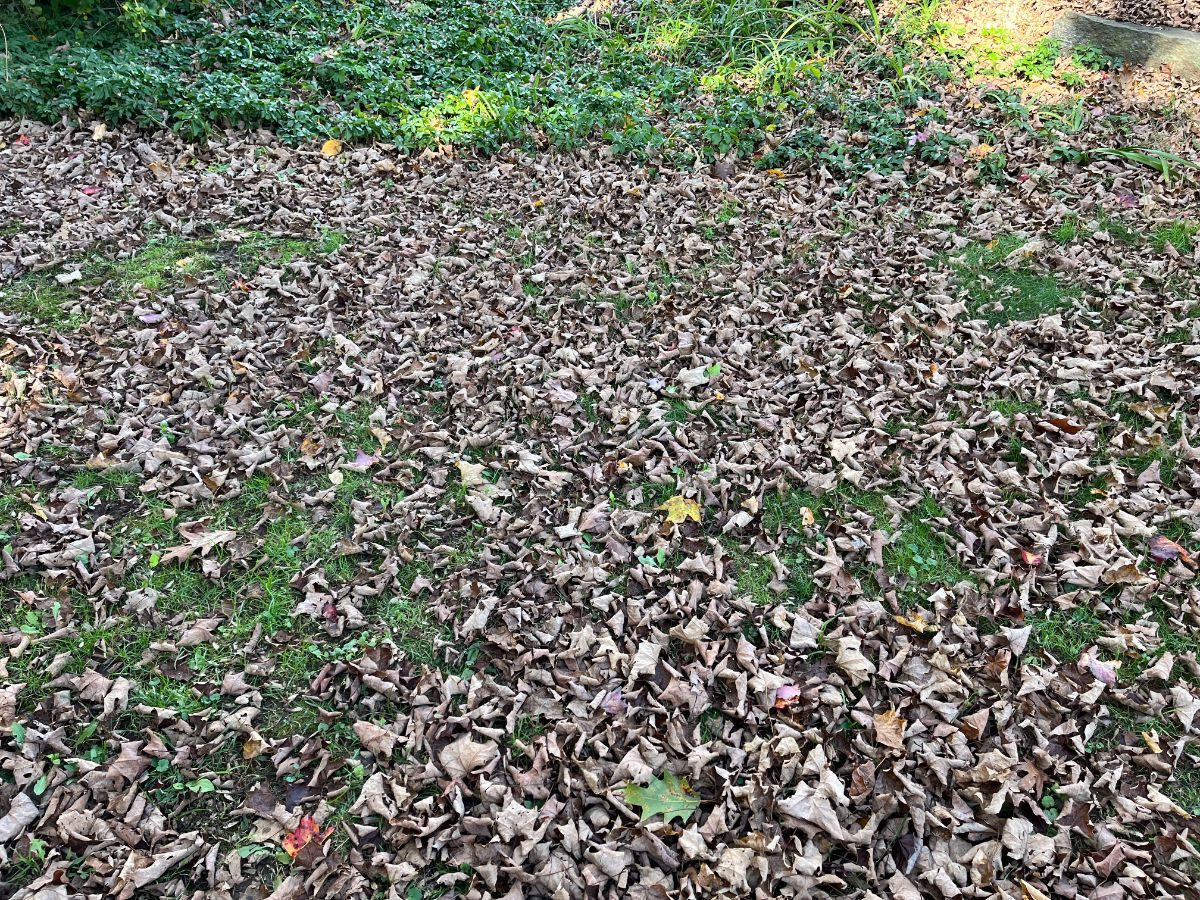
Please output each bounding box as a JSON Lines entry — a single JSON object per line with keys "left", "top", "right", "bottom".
{"left": 624, "top": 772, "right": 700, "bottom": 824}
{"left": 657, "top": 495, "right": 701, "bottom": 524}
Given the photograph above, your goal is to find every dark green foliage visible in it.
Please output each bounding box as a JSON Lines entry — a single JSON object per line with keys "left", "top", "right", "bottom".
{"left": 0, "top": 0, "right": 944, "bottom": 165}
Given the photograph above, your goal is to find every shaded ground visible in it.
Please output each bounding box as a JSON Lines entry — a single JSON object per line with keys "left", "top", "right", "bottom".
{"left": 1, "top": 62, "right": 1200, "bottom": 900}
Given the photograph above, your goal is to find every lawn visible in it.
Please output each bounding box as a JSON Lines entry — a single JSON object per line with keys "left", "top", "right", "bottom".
{"left": 1, "top": 2, "right": 1199, "bottom": 899}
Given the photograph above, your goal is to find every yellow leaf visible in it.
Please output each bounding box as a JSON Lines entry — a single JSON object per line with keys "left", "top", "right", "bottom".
{"left": 1020, "top": 881, "right": 1050, "bottom": 900}
{"left": 370, "top": 426, "right": 392, "bottom": 451}
{"left": 969, "top": 143, "right": 995, "bottom": 160}
{"left": 1142, "top": 730, "right": 1162, "bottom": 754}
{"left": 456, "top": 459, "right": 486, "bottom": 487}
{"left": 243, "top": 732, "right": 266, "bottom": 760}
{"left": 873, "top": 708, "right": 906, "bottom": 750}
{"left": 765, "top": 168, "right": 787, "bottom": 177}
{"left": 658, "top": 495, "right": 701, "bottom": 524}
{"left": 321, "top": 139, "right": 344, "bottom": 158}
{"left": 894, "top": 610, "right": 936, "bottom": 634}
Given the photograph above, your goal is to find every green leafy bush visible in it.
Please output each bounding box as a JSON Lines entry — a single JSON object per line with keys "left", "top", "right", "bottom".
{"left": 0, "top": 0, "right": 947, "bottom": 163}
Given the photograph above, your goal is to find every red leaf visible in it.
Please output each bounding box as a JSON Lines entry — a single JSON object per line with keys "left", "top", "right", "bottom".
{"left": 1148, "top": 535, "right": 1194, "bottom": 566}
{"left": 282, "top": 815, "right": 332, "bottom": 859}
{"left": 1012, "top": 548, "right": 1043, "bottom": 567}
{"left": 1043, "top": 416, "right": 1084, "bottom": 435}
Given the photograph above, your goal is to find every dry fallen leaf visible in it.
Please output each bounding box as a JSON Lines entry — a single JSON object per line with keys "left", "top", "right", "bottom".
{"left": 873, "top": 708, "right": 907, "bottom": 750}
{"left": 1148, "top": 535, "right": 1194, "bottom": 566}
{"left": 281, "top": 815, "right": 333, "bottom": 859}
{"left": 773, "top": 684, "right": 802, "bottom": 709}
{"left": 657, "top": 495, "right": 701, "bottom": 524}
{"left": 894, "top": 610, "right": 936, "bottom": 634}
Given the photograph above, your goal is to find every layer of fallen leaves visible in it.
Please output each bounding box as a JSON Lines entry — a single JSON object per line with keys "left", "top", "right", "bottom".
{"left": 1, "top": 58, "right": 1199, "bottom": 900}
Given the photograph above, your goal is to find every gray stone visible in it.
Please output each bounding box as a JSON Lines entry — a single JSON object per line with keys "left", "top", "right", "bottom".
{"left": 1051, "top": 11, "right": 1200, "bottom": 79}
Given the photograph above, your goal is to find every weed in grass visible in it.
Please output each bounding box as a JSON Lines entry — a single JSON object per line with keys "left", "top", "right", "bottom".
{"left": 0, "top": 0, "right": 947, "bottom": 166}
{"left": 883, "top": 496, "right": 970, "bottom": 605}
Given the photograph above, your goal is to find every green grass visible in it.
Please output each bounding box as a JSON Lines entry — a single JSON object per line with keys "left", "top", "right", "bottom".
{"left": 955, "top": 236, "right": 1081, "bottom": 325}
{"left": 1152, "top": 221, "right": 1197, "bottom": 255}
{"left": 0, "top": 274, "right": 81, "bottom": 327}
{"left": 3, "top": 231, "right": 352, "bottom": 333}
{"left": 1053, "top": 216, "right": 1080, "bottom": 243}
{"left": 882, "top": 495, "right": 970, "bottom": 605}
{"left": 1028, "top": 608, "right": 1103, "bottom": 663}
{"left": 988, "top": 396, "right": 1043, "bottom": 416}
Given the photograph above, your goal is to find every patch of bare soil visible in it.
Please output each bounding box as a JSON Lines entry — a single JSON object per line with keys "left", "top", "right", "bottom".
{"left": 945, "top": 0, "right": 1200, "bottom": 42}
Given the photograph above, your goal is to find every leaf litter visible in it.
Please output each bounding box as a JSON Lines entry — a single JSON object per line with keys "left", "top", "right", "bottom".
{"left": 1, "top": 64, "right": 1200, "bottom": 900}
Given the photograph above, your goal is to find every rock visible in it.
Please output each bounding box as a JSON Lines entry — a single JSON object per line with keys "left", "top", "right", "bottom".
{"left": 1051, "top": 12, "right": 1200, "bottom": 79}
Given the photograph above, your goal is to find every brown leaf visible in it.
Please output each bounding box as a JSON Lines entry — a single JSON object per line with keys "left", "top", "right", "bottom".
{"left": 1043, "top": 416, "right": 1085, "bottom": 434}
{"left": 873, "top": 708, "right": 906, "bottom": 750}
{"left": 439, "top": 735, "right": 499, "bottom": 780}
{"left": 353, "top": 720, "right": 397, "bottom": 758}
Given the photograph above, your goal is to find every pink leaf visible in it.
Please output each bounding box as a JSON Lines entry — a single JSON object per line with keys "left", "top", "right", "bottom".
{"left": 348, "top": 449, "right": 380, "bottom": 471}
{"left": 773, "top": 684, "right": 802, "bottom": 709}
{"left": 1088, "top": 657, "right": 1118, "bottom": 686}
{"left": 601, "top": 688, "right": 626, "bottom": 716}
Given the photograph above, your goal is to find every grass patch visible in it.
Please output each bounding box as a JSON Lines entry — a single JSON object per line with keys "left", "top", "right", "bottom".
{"left": 1152, "top": 221, "right": 1197, "bottom": 255}
{"left": 1028, "top": 607, "right": 1103, "bottom": 663}
{"left": 988, "top": 396, "right": 1042, "bottom": 416}
{"left": 1052, "top": 216, "right": 1079, "bottom": 243}
{"left": 0, "top": 273, "right": 81, "bottom": 327}
{"left": 955, "top": 236, "right": 1080, "bottom": 325}
{"left": 882, "top": 495, "right": 970, "bottom": 606}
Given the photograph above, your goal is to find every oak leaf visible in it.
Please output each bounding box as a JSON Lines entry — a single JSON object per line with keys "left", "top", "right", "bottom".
{"left": 624, "top": 772, "right": 700, "bottom": 824}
